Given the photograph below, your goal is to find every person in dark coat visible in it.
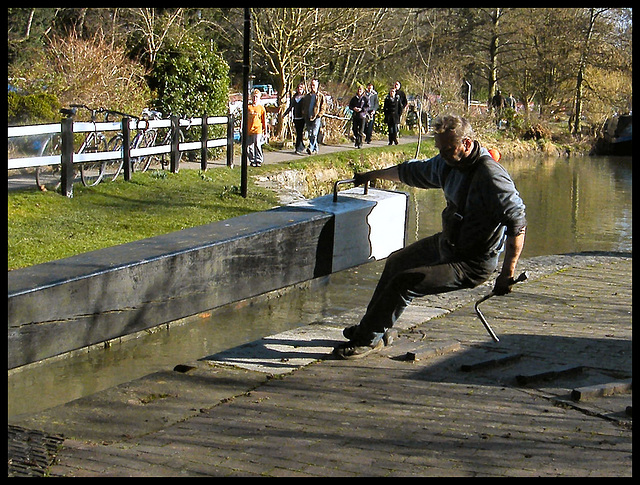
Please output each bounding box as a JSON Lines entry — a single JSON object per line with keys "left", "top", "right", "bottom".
{"left": 491, "top": 90, "right": 507, "bottom": 125}
{"left": 383, "top": 86, "right": 401, "bottom": 145}
{"left": 363, "top": 83, "right": 379, "bottom": 144}
{"left": 283, "top": 82, "right": 307, "bottom": 154}
{"left": 349, "top": 85, "right": 370, "bottom": 148}
{"left": 394, "top": 81, "right": 408, "bottom": 114}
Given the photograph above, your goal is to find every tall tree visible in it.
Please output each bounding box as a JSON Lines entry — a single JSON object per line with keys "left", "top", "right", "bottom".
{"left": 129, "top": 8, "right": 187, "bottom": 66}
{"left": 449, "top": 8, "right": 517, "bottom": 104}
{"left": 250, "top": 8, "right": 379, "bottom": 139}
{"left": 571, "top": 8, "right": 611, "bottom": 134}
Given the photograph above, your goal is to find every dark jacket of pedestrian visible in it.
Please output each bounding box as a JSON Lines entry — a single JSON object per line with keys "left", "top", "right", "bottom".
{"left": 349, "top": 92, "right": 370, "bottom": 122}
{"left": 284, "top": 91, "right": 305, "bottom": 119}
{"left": 383, "top": 92, "right": 401, "bottom": 125}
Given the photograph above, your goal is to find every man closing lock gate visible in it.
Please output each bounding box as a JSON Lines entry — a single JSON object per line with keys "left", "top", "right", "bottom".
{"left": 334, "top": 114, "right": 527, "bottom": 360}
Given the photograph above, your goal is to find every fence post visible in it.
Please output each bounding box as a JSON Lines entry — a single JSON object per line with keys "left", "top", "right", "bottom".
{"left": 227, "top": 114, "right": 234, "bottom": 168}
{"left": 200, "top": 113, "right": 208, "bottom": 171}
{"left": 170, "top": 115, "right": 180, "bottom": 173}
{"left": 122, "top": 117, "right": 131, "bottom": 181}
{"left": 60, "top": 116, "right": 74, "bottom": 198}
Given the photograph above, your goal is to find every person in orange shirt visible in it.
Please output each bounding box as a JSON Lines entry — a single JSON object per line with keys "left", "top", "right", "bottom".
{"left": 247, "top": 89, "right": 268, "bottom": 167}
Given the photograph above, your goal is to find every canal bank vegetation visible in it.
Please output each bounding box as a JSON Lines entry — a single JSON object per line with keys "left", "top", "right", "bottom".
{"left": 9, "top": 9, "right": 631, "bottom": 142}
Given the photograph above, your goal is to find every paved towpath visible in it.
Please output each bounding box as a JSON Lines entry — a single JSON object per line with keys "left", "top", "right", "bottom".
{"left": 9, "top": 252, "right": 632, "bottom": 477}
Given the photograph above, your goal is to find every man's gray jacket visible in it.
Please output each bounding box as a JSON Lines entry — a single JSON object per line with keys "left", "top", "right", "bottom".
{"left": 397, "top": 142, "right": 527, "bottom": 260}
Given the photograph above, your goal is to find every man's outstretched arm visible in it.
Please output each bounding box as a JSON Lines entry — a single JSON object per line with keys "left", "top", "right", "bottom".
{"left": 354, "top": 166, "right": 401, "bottom": 186}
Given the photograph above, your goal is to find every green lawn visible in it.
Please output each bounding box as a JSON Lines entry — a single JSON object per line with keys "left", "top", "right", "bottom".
{"left": 8, "top": 168, "right": 279, "bottom": 270}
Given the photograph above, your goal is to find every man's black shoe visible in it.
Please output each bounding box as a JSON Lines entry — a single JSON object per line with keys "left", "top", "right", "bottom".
{"left": 332, "top": 340, "right": 384, "bottom": 360}
{"left": 342, "top": 325, "right": 397, "bottom": 346}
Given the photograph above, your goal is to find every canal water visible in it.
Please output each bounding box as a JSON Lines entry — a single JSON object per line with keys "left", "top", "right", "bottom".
{"left": 8, "top": 155, "right": 632, "bottom": 418}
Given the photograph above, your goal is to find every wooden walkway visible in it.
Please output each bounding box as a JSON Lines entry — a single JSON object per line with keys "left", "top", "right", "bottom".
{"left": 9, "top": 252, "right": 632, "bottom": 477}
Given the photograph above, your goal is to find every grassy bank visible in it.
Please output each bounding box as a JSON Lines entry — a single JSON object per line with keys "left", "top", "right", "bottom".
{"left": 8, "top": 169, "right": 279, "bottom": 270}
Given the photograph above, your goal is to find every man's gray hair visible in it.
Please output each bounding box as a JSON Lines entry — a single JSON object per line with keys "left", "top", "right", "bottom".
{"left": 432, "top": 114, "right": 474, "bottom": 143}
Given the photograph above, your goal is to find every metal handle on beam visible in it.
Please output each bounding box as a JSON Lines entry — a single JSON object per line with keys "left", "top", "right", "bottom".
{"left": 333, "top": 178, "right": 369, "bottom": 202}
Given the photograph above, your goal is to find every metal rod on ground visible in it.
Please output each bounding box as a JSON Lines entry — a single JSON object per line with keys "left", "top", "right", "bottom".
{"left": 474, "top": 272, "right": 527, "bottom": 342}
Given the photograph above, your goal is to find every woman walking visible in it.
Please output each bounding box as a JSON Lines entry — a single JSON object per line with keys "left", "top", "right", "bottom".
{"left": 349, "top": 85, "right": 369, "bottom": 148}
{"left": 383, "top": 86, "right": 401, "bottom": 145}
{"left": 247, "top": 89, "right": 267, "bottom": 167}
{"left": 283, "top": 82, "right": 306, "bottom": 155}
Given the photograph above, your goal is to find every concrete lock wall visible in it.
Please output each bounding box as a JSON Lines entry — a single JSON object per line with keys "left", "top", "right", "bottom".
{"left": 7, "top": 188, "right": 408, "bottom": 369}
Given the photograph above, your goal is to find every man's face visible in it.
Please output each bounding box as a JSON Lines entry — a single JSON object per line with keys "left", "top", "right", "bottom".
{"left": 435, "top": 131, "right": 472, "bottom": 166}
{"left": 311, "top": 80, "right": 319, "bottom": 92}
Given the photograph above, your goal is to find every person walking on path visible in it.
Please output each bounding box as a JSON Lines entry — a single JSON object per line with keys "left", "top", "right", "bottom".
{"left": 491, "top": 90, "right": 506, "bottom": 113}
{"left": 283, "top": 82, "right": 307, "bottom": 155}
{"left": 491, "top": 90, "right": 507, "bottom": 126}
{"left": 394, "top": 81, "right": 408, "bottom": 141}
{"left": 334, "top": 114, "right": 527, "bottom": 359}
{"left": 302, "top": 79, "right": 327, "bottom": 155}
{"left": 364, "top": 82, "right": 379, "bottom": 144}
{"left": 349, "top": 85, "right": 370, "bottom": 149}
{"left": 246, "top": 89, "right": 268, "bottom": 167}
{"left": 394, "top": 81, "right": 408, "bottom": 113}
{"left": 383, "top": 86, "right": 402, "bottom": 145}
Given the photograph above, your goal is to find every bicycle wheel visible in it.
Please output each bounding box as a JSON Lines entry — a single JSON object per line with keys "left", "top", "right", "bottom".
{"left": 79, "top": 132, "right": 108, "bottom": 186}
{"left": 35, "top": 134, "right": 63, "bottom": 190}
{"left": 131, "top": 129, "right": 157, "bottom": 173}
{"left": 104, "top": 135, "right": 125, "bottom": 181}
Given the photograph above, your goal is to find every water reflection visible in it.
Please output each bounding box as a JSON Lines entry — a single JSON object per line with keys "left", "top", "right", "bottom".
{"left": 403, "top": 155, "right": 632, "bottom": 256}
{"left": 8, "top": 155, "right": 632, "bottom": 418}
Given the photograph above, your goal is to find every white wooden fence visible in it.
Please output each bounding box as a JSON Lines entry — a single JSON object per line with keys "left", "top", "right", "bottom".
{"left": 8, "top": 114, "right": 234, "bottom": 196}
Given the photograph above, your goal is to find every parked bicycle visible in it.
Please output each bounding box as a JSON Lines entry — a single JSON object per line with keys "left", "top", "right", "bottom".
{"left": 106, "top": 108, "right": 161, "bottom": 180}
{"left": 35, "top": 104, "right": 110, "bottom": 189}
{"left": 75, "top": 105, "right": 111, "bottom": 186}
{"left": 33, "top": 107, "right": 191, "bottom": 189}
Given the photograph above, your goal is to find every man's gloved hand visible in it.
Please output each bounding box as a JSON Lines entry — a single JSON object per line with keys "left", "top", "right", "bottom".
{"left": 492, "top": 273, "right": 513, "bottom": 296}
{"left": 493, "top": 271, "right": 527, "bottom": 296}
{"left": 354, "top": 172, "right": 371, "bottom": 187}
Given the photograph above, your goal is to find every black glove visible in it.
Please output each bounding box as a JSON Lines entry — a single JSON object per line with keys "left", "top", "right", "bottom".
{"left": 354, "top": 172, "right": 370, "bottom": 187}
{"left": 493, "top": 272, "right": 527, "bottom": 296}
